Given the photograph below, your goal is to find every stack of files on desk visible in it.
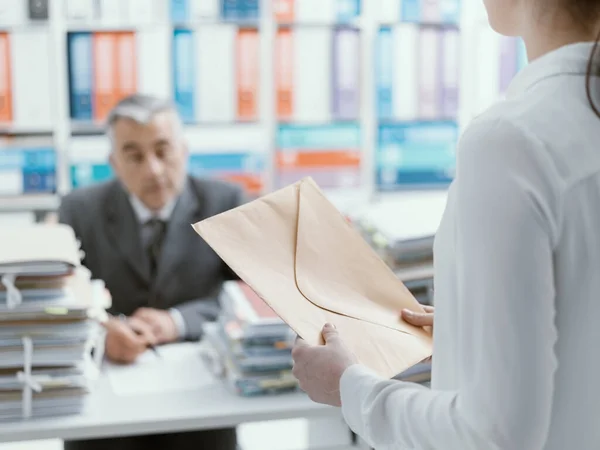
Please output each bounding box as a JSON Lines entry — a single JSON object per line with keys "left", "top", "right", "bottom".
{"left": 0, "top": 224, "right": 107, "bottom": 421}
{"left": 351, "top": 192, "right": 448, "bottom": 304}
{"left": 201, "top": 281, "right": 298, "bottom": 397}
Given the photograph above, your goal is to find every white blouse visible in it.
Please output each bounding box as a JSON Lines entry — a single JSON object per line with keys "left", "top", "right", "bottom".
{"left": 340, "top": 42, "right": 600, "bottom": 450}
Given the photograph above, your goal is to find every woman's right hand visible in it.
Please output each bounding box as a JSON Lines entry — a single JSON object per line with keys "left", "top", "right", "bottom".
{"left": 401, "top": 305, "right": 434, "bottom": 333}
{"left": 402, "top": 305, "right": 434, "bottom": 362}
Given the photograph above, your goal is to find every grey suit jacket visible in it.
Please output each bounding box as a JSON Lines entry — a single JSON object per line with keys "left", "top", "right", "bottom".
{"left": 58, "top": 176, "right": 244, "bottom": 340}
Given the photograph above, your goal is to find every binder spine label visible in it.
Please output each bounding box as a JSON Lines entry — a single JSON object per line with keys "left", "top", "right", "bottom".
{"left": 376, "top": 122, "right": 457, "bottom": 189}
{"left": 236, "top": 29, "right": 259, "bottom": 121}
{"left": 376, "top": 28, "right": 393, "bottom": 119}
{"left": 441, "top": 28, "right": 459, "bottom": 118}
{"left": 418, "top": 27, "right": 439, "bottom": 119}
{"left": 116, "top": 32, "right": 138, "bottom": 102}
{"left": 68, "top": 33, "right": 93, "bottom": 121}
{"left": 0, "top": 32, "right": 12, "bottom": 123}
{"left": 170, "top": 0, "right": 189, "bottom": 22}
{"left": 93, "top": 32, "right": 118, "bottom": 122}
{"left": 401, "top": 0, "right": 421, "bottom": 22}
{"left": 332, "top": 28, "right": 360, "bottom": 120}
{"left": 276, "top": 29, "right": 294, "bottom": 119}
{"left": 274, "top": 0, "right": 294, "bottom": 22}
{"left": 336, "top": 0, "right": 360, "bottom": 23}
{"left": 172, "top": 29, "right": 195, "bottom": 122}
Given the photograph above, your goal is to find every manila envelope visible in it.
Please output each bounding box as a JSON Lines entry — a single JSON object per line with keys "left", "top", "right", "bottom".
{"left": 192, "top": 177, "right": 433, "bottom": 379}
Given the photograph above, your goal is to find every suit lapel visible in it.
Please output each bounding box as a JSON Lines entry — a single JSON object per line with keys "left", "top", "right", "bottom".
{"left": 104, "top": 182, "right": 150, "bottom": 284}
{"left": 154, "top": 178, "right": 205, "bottom": 288}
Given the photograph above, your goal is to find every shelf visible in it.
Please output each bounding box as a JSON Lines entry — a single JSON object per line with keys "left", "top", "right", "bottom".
{"left": 70, "top": 122, "right": 105, "bottom": 136}
{"left": 66, "top": 23, "right": 161, "bottom": 32}
{"left": 173, "top": 20, "right": 260, "bottom": 29}
{"left": 0, "top": 194, "right": 60, "bottom": 212}
{"left": 0, "top": 126, "right": 54, "bottom": 136}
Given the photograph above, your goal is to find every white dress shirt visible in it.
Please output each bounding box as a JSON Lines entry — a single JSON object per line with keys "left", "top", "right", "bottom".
{"left": 340, "top": 42, "right": 600, "bottom": 449}
{"left": 129, "top": 194, "right": 187, "bottom": 339}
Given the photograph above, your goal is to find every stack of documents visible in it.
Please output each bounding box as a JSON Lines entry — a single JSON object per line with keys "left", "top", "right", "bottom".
{"left": 0, "top": 224, "right": 107, "bottom": 421}
{"left": 202, "top": 281, "right": 298, "bottom": 397}
{"left": 350, "top": 192, "right": 448, "bottom": 305}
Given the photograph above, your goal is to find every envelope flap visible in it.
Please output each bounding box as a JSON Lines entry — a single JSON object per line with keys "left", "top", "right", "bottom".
{"left": 294, "top": 178, "right": 429, "bottom": 338}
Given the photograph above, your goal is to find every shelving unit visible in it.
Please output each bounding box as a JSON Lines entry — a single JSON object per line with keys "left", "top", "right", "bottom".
{"left": 0, "top": 0, "right": 527, "bottom": 218}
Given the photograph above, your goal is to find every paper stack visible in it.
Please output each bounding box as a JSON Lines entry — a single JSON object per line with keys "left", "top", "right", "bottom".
{"left": 350, "top": 192, "right": 448, "bottom": 305}
{"left": 202, "top": 281, "right": 298, "bottom": 397}
{"left": 0, "top": 224, "right": 107, "bottom": 421}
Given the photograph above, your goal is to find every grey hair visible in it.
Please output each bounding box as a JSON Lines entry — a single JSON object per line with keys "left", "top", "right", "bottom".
{"left": 105, "top": 94, "right": 183, "bottom": 142}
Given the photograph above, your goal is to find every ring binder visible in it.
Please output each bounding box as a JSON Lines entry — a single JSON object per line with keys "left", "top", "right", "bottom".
{"left": 1, "top": 274, "right": 22, "bottom": 309}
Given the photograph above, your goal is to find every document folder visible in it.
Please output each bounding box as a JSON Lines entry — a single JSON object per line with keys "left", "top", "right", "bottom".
{"left": 193, "top": 177, "right": 432, "bottom": 378}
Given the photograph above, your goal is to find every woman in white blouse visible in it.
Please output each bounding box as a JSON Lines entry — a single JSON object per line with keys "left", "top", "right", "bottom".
{"left": 291, "top": 0, "right": 600, "bottom": 449}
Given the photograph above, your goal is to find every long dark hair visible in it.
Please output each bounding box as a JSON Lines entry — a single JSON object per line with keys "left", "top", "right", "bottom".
{"left": 586, "top": 29, "right": 600, "bottom": 118}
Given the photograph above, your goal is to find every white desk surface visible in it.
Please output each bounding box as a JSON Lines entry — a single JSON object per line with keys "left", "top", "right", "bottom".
{"left": 0, "top": 345, "right": 337, "bottom": 444}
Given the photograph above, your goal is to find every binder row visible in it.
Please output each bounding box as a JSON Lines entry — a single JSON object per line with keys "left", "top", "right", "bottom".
{"left": 0, "top": 145, "right": 56, "bottom": 195}
{"left": 376, "top": 121, "right": 459, "bottom": 189}
{"left": 171, "top": 0, "right": 260, "bottom": 22}
{"left": 376, "top": 25, "right": 460, "bottom": 121}
{"left": 67, "top": 32, "right": 138, "bottom": 122}
{"left": 275, "top": 27, "right": 361, "bottom": 122}
{"left": 172, "top": 27, "right": 260, "bottom": 124}
{"left": 71, "top": 152, "right": 265, "bottom": 195}
{"left": 377, "top": 0, "right": 461, "bottom": 25}
{"left": 273, "top": 0, "right": 360, "bottom": 24}
{"left": 275, "top": 123, "right": 361, "bottom": 189}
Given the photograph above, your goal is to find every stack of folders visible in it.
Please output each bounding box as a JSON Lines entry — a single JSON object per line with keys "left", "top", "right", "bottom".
{"left": 0, "top": 224, "right": 108, "bottom": 421}
{"left": 351, "top": 193, "right": 449, "bottom": 306}
{"left": 201, "top": 281, "right": 298, "bottom": 397}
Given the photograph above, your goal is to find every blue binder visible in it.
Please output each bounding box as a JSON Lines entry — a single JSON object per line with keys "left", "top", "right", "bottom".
{"left": 67, "top": 33, "right": 93, "bottom": 121}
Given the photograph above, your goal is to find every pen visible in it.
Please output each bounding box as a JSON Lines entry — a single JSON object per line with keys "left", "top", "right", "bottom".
{"left": 118, "top": 314, "right": 161, "bottom": 357}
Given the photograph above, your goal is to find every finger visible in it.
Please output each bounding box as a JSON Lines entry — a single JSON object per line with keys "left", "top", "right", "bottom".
{"left": 401, "top": 309, "right": 434, "bottom": 326}
{"left": 422, "top": 305, "right": 435, "bottom": 313}
{"left": 321, "top": 323, "right": 339, "bottom": 343}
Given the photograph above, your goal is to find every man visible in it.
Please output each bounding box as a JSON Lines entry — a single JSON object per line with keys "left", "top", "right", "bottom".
{"left": 59, "top": 94, "right": 243, "bottom": 450}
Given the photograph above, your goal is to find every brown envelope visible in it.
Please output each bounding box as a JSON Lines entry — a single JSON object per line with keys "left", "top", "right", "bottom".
{"left": 192, "top": 177, "right": 432, "bottom": 379}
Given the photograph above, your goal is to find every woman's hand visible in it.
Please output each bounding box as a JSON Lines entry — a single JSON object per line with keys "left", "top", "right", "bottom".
{"left": 402, "top": 305, "right": 434, "bottom": 362}
{"left": 401, "top": 305, "right": 434, "bottom": 331}
{"left": 291, "top": 323, "right": 359, "bottom": 407}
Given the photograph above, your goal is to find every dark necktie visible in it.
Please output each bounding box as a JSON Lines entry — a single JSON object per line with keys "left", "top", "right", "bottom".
{"left": 146, "top": 218, "right": 167, "bottom": 279}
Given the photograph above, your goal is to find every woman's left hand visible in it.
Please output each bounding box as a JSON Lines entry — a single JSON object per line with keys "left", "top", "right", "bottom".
{"left": 291, "top": 323, "right": 359, "bottom": 407}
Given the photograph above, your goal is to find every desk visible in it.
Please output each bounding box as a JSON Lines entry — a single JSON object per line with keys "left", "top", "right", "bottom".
{"left": 0, "top": 345, "right": 348, "bottom": 446}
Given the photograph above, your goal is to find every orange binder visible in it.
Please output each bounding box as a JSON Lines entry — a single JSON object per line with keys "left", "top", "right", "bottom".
{"left": 275, "top": 28, "right": 293, "bottom": 119}
{"left": 93, "top": 32, "right": 118, "bottom": 122}
{"left": 236, "top": 29, "right": 258, "bottom": 121}
{"left": 274, "top": 0, "right": 294, "bottom": 23}
{"left": 277, "top": 151, "right": 361, "bottom": 169}
{"left": 0, "top": 33, "right": 13, "bottom": 123}
{"left": 116, "top": 32, "right": 138, "bottom": 102}
{"left": 220, "top": 173, "right": 263, "bottom": 195}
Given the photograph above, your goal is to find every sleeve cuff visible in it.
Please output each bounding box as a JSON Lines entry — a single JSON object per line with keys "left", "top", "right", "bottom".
{"left": 169, "top": 308, "right": 187, "bottom": 340}
{"left": 340, "top": 364, "right": 381, "bottom": 438}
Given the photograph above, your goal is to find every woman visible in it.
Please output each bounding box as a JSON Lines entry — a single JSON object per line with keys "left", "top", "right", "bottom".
{"left": 291, "top": 0, "right": 600, "bottom": 449}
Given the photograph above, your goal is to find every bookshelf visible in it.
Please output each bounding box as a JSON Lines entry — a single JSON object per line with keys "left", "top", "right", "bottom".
{"left": 0, "top": 0, "right": 526, "bottom": 217}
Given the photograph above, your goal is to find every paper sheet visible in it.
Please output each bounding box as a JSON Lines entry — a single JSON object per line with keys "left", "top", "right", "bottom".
{"left": 105, "top": 342, "right": 214, "bottom": 397}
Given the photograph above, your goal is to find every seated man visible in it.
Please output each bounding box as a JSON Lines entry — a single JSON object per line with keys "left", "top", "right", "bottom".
{"left": 59, "top": 94, "right": 243, "bottom": 450}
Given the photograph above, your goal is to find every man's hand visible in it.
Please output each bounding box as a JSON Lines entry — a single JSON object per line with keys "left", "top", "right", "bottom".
{"left": 132, "top": 307, "right": 178, "bottom": 344}
{"left": 104, "top": 316, "right": 157, "bottom": 364}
